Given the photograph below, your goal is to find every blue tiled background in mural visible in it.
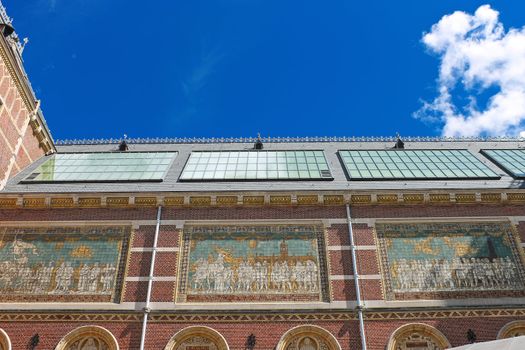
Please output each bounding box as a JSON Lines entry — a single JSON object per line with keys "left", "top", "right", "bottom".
{"left": 190, "top": 230, "right": 318, "bottom": 260}
{"left": 0, "top": 226, "right": 129, "bottom": 297}
{"left": 376, "top": 222, "right": 525, "bottom": 293}
{"left": 0, "top": 234, "right": 121, "bottom": 266}
{"left": 181, "top": 225, "right": 324, "bottom": 297}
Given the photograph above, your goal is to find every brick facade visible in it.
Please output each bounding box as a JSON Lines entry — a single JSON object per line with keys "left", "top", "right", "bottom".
{"left": 0, "top": 203, "right": 523, "bottom": 349}
{"left": 0, "top": 29, "right": 52, "bottom": 190}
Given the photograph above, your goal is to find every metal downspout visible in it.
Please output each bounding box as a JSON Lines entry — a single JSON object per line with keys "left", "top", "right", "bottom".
{"left": 139, "top": 205, "right": 162, "bottom": 350}
{"left": 346, "top": 204, "right": 367, "bottom": 350}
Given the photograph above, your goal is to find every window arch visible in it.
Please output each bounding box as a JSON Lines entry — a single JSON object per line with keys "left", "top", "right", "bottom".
{"left": 0, "top": 329, "right": 11, "bottom": 350}
{"left": 55, "top": 326, "right": 119, "bottom": 350}
{"left": 276, "top": 325, "right": 341, "bottom": 350}
{"left": 498, "top": 320, "right": 525, "bottom": 339}
{"left": 164, "top": 326, "right": 229, "bottom": 350}
{"left": 387, "top": 323, "right": 450, "bottom": 350}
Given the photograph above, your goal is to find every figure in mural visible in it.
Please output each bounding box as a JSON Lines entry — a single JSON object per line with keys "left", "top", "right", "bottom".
{"left": 189, "top": 253, "right": 320, "bottom": 295}
{"left": 78, "top": 264, "right": 91, "bottom": 292}
{"left": 88, "top": 263, "right": 101, "bottom": 293}
{"left": 54, "top": 262, "right": 70, "bottom": 293}
{"left": 391, "top": 257, "right": 523, "bottom": 292}
{"left": 299, "top": 337, "right": 317, "bottom": 350}
{"left": 66, "top": 337, "right": 110, "bottom": 350}
{"left": 180, "top": 225, "right": 325, "bottom": 301}
{"left": 379, "top": 222, "right": 525, "bottom": 294}
{"left": 0, "top": 226, "right": 128, "bottom": 301}
{"left": 101, "top": 264, "right": 116, "bottom": 292}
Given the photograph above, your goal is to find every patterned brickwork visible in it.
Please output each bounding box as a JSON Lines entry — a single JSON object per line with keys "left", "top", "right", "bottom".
{"left": 352, "top": 203, "right": 525, "bottom": 218}
{"left": 0, "top": 205, "right": 523, "bottom": 348}
{"left": 0, "top": 311, "right": 522, "bottom": 349}
{"left": 0, "top": 50, "right": 46, "bottom": 187}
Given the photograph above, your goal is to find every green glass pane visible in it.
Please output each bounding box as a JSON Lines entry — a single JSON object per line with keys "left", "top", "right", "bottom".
{"left": 482, "top": 149, "right": 525, "bottom": 179}
{"left": 340, "top": 150, "right": 498, "bottom": 180}
{"left": 22, "top": 152, "right": 176, "bottom": 183}
{"left": 180, "top": 151, "right": 332, "bottom": 181}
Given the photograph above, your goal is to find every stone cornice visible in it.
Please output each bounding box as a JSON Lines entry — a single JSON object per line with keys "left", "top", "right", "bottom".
{"left": 0, "top": 190, "right": 523, "bottom": 209}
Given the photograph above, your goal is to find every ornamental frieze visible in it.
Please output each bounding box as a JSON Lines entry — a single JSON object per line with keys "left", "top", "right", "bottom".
{"left": 0, "top": 226, "right": 131, "bottom": 302}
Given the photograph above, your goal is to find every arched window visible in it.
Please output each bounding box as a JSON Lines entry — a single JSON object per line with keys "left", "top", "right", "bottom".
{"left": 164, "top": 326, "right": 229, "bottom": 350}
{"left": 55, "top": 326, "right": 119, "bottom": 350}
{"left": 0, "top": 329, "right": 11, "bottom": 350}
{"left": 276, "top": 325, "right": 341, "bottom": 350}
{"left": 387, "top": 323, "right": 450, "bottom": 350}
{"left": 498, "top": 321, "right": 525, "bottom": 339}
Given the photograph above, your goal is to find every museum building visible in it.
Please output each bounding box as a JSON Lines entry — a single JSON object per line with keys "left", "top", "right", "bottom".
{"left": 1, "top": 3, "right": 525, "bottom": 350}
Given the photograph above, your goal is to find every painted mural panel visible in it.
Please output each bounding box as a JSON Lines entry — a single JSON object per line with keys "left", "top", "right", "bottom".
{"left": 177, "top": 225, "right": 329, "bottom": 302}
{"left": 0, "top": 226, "right": 131, "bottom": 302}
{"left": 376, "top": 222, "right": 525, "bottom": 299}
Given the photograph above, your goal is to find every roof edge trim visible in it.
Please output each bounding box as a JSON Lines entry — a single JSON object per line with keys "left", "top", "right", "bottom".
{"left": 55, "top": 136, "right": 525, "bottom": 146}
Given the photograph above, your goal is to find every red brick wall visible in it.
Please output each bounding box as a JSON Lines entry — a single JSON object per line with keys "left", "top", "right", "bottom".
{"left": 0, "top": 55, "right": 46, "bottom": 184}
{"left": 0, "top": 315, "right": 522, "bottom": 349}
{"left": 0, "top": 204, "right": 524, "bottom": 349}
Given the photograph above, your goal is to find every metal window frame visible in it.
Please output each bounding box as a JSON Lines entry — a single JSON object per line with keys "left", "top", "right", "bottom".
{"left": 338, "top": 149, "right": 500, "bottom": 181}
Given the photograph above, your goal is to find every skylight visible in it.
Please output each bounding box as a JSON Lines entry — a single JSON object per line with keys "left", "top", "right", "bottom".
{"left": 179, "top": 151, "right": 333, "bottom": 181}
{"left": 21, "top": 152, "right": 177, "bottom": 183}
{"left": 339, "top": 149, "right": 499, "bottom": 180}
{"left": 481, "top": 149, "right": 525, "bottom": 178}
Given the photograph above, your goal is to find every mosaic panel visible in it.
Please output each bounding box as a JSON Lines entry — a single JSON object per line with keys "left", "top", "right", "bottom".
{"left": 285, "top": 336, "right": 331, "bottom": 350}
{"left": 177, "top": 225, "right": 329, "bottom": 302}
{"left": 175, "top": 336, "right": 219, "bottom": 350}
{"left": 394, "top": 332, "right": 444, "bottom": 350}
{"left": 376, "top": 222, "right": 525, "bottom": 299}
{"left": 0, "top": 226, "right": 131, "bottom": 302}
{"left": 66, "top": 337, "right": 109, "bottom": 350}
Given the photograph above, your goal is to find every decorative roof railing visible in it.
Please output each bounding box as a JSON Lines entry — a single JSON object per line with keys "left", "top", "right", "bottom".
{"left": 55, "top": 136, "right": 525, "bottom": 145}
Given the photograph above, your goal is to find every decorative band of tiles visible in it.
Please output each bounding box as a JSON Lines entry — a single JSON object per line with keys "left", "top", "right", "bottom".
{"left": 1, "top": 191, "right": 524, "bottom": 209}
{"left": 0, "top": 308, "right": 524, "bottom": 322}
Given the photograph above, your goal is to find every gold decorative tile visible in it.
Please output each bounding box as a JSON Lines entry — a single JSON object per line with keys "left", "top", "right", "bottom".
{"left": 507, "top": 193, "right": 525, "bottom": 202}
{"left": 23, "top": 198, "right": 46, "bottom": 208}
{"left": 270, "top": 195, "right": 291, "bottom": 205}
{"left": 216, "top": 196, "right": 237, "bottom": 206}
{"left": 429, "top": 194, "right": 450, "bottom": 203}
{"left": 0, "top": 198, "right": 18, "bottom": 208}
{"left": 243, "top": 196, "right": 264, "bottom": 205}
{"left": 481, "top": 193, "right": 501, "bottom": 203}
{"left": 455, "top": 193, "right": 476, "bottom": 203}
{"left": 106, "top": 197, "right": 129, "bottom": 207}
{"left": 190, "top": 196, "right": 211, "bottom": 206}
{"left": 403, "top": 194, "right": 424, "bottom": 204}
{"left": 351, "top": 195, "right": 371, "bottom": 204}
{"left": 323, "top": 195, "right": 344, "bottom": 205}
{"left": 134, "top": 197, "right": 157, "bottom": 207}
{"left": 377, "top": 194, "right": 398, "bottom": 204}
{"left": 164, "top": 197, "right": 185, "bottom": 206}
{"left": 50, "top": 197, "right": 74, "bottom": 208}
{"left": 297, "top": 195, "right": 319, "bottom": 205}
{"left": 78, "top": 197, "right": 101, "bottom": 207}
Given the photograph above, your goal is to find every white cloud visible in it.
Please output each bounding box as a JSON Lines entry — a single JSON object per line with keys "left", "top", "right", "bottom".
{"left": 415, "top": 5, "right": 525, "bottom": 137}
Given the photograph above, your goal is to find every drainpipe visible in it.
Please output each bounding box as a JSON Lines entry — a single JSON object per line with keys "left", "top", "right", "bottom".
{"left": 346, "top": 204, "right": 367, "bottom": 350}
{"left": 139, "top": 205, "right": 162, "bottom": 350}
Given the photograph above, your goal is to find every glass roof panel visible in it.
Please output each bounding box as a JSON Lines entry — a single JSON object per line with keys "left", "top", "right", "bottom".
{"left": 339, "top": 150, "right": 499, "bottom": 180}
{"left": 481, "top": 149, "right": 525, "bottom": 178}
{"left": 180, "top": 151, "right": 332, "bottom": 181}
{"left": 21, "top": 152, "right": 177, "bottom": 183}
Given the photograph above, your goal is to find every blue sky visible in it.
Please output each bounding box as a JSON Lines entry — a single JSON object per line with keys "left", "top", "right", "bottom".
{"left": 6, "top": 1, "right": 525, "bottom": 140}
